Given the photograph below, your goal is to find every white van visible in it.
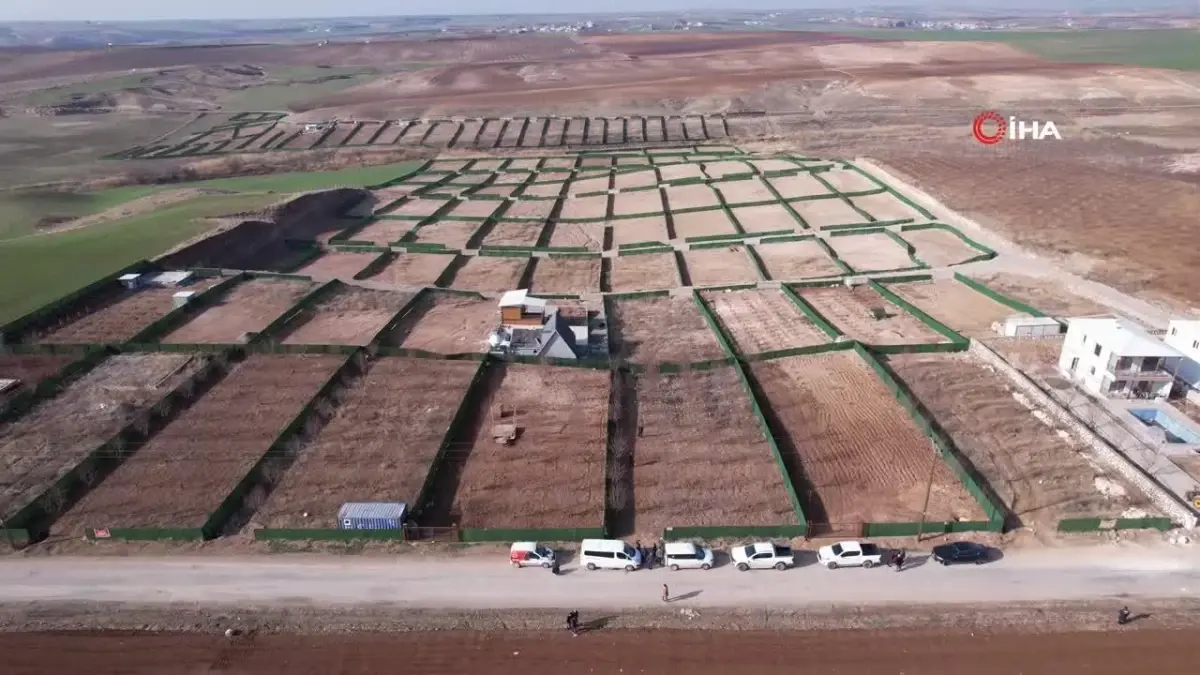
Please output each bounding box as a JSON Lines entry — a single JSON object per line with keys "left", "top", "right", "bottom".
{"left": 664, "top": 542, "right": 714, "bottom": 571}
{"left": 580, "top": 539, "right": 643, "bottom": 571}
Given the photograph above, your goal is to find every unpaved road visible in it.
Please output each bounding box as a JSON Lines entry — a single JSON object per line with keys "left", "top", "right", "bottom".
{"left": 2, "top": 544, "right": 1198, "bottom": 609}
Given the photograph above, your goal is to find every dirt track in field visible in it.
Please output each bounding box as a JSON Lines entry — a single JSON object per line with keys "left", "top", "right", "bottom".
{"left": 4, "top": 627, "right": 1194, "bottom": 675}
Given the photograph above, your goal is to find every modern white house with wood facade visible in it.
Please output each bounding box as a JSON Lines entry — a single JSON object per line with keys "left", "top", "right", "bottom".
{"left": 1057, "top": 317, "right": 1186, "bottom": 399}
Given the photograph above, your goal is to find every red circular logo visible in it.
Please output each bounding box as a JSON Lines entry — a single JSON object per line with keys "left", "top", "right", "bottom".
{"left": 972, "top": 111, "right": 1006, "bottom": 145}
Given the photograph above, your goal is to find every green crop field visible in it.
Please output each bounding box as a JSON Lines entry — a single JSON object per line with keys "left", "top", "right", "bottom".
{"left": 221, "top": 71, "right": 378, "bottom": 112}
{"left": 0, "top": 186, "right": 163, "bottom": 241}
{"left": 22, "top": 73, "right": 155, "bottom": 106}
{"left": 817, "top": 28, "right": 1200, "bottom": 71}
{"left": 183, "top": 160, "right": 423, "bottom": 192}
{"left": 0, "top": 193, "right": 279, "bottom": 325}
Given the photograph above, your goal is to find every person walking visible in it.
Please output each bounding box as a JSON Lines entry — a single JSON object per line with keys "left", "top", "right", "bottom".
{"left": 662, "top": 583, "right": 670, "bottom": 603}
{"left": 567, "top": 610, "right": 580, "bottom": 635}
{"left": 1118, "top": 606, "right": 1131, "bottom": 626}
{"left": 894, "top": 549, "right": 907, "bottom": 572}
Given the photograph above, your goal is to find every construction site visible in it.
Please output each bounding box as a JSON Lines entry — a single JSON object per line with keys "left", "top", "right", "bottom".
{"left": 0, "top": 145, "right": 1192, "bottom": 551}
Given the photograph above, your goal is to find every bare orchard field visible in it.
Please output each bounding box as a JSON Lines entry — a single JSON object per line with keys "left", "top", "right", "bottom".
{"left": 443, "top": 200, "right": 504, "bottom": 220}
{"left": 713, "top": 178, "right": 775, "bottom": 205}
{"left": 849, "top": 193, "right": 927, "bottom": 223}
{"left": 819, "top": 168, "right": 879, "bottom": 194}
{"left": 799, "top": 285, "right": 946, "bottom": 346}
{"left": 292, "top": 251, "right": 377, "bottom": 281}
{"left": 408, "top": 219, "right": 482, "bottom": 249}
{"left": 162, "top": 279, "right": 313, "bottom": 344}
{"left": 383, "top": 293, "right": 496, "bottom": 354}
{"left": 36, "top": 279, "right": 219, "bottom": 345}
{"left": 609, "top": 295, "right": 725, "bottom": 364}
{"left": 529, "top": 257, "right": 601, "bottom": 294}
{"left": 610, "top": 216, "right": 670, "bottom": 246}
{"left": 519, "top": 182, "right": 565, "bottom": 199}
{"left": 608, "top": 253, "right": 680, "bottom": 292}
{"left": 753, "top": 240, "right": 843, "bottom": 280}
{"left": 751, "top": 351, "right": 983, "bottom": 525}
{"left": 449, "top": 256, "right": 528, "bottom": 292}
{"left": 664, "top": 183, "right": 720, "bottom": 209}
{"left": 768, "top": 173, "right": 832, "bottom": 199}
{"left": 558, "top": 195, "right": 609, "bottom": 221}
{"left": 731, "top": 203, "right": 800, "bottom": 234}
{"left": 258, "top": 357, "right": 480, "bottom": 529}
{"left": 614, "top": 169, "right": 659, "bottom": 190}
{"left": 898, "top": 228, "right": 980, "bottom": 267}
{"left": 53, "top": 354, "right": 345, "bottom": 535}
{"left": 0, "top": 353, "right": 77, "bottom": 407}
{"left": 670, "top": 209, "right": 738, "bottom": 239}
{"left": 547, "top": 222, "right": 605, "bottom": 250}
{"left": 968, "top": 273, "right": 1111, "bottom": 317}
{"left": 826, "top": 233, "right": 915, "bottom": 273}
{"left": 424, "top": 363, "right": 608, "bottom": 529}
{"left": 365, "top": 252, "right": 455, "bottom": 287}
{"left": 352, "top": 219, "right": 417, "bottom": 246}
{"left": 0, "top": 353, "right": 207, "bottom": 524}
{"left": 682, "top": 247, "right": 760, "bottom": 286}
{"left": 790, "top": 198, "right": 865, "bottom": 229}
{"left": 984, "top": 336, "right": 1066, "bottom": 375}
{"left": 889, "top": 281, "right": 1013, "bottom": 339}
{"left": 888, "top": 352, "right": 1153, "bottom": 528}
{"left": 630, "top": 366, "right": 798, "bottom": 536}
{"left": 612, "top": 189, "right": 665, "bottom": 217}
{"left": 389, "top": 198, "right": 452, "bottom": 219}
{"left": 703, "top": 289, "right": 830, "bottom": 355}
{"left": 279, "top": 288, "right": 411, "bottom": 346}
{"left": 481, "top": 221, "right": 546, "bottom": 247}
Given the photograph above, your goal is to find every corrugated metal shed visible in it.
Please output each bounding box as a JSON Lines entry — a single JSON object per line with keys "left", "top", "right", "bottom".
{"left": 337, "top": 502, "right": 407, "bottom": 530}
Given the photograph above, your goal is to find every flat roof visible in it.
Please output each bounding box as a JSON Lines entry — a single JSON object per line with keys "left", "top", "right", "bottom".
{"left": 1072, "top": 317, "right": 1185, "bottom": 358}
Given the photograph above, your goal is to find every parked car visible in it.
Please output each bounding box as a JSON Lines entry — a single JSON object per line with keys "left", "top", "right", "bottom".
{"left": 509, "top": 541, "right": 556, "bottom": 568}
{"left": 730, "top": 541, "right": 794, "bottom": 571}
{"left": 580, "top": 538, "right": 643, "bottom": 571}
{"left": 664, "top": 542, "right": 714, "bottom": 571}
{"left": 817, "top": 541, "right": 884, "bottom": 569}
{"left": 932, "top": 541, "right": 990, "bottom": 566}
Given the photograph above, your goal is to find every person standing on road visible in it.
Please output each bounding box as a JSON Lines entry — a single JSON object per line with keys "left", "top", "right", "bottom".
{"left": 662, "top": 584, "right": 670, "bottom": 603}
{"left": 894, "top": 549, "right": 907, "bottom": 572}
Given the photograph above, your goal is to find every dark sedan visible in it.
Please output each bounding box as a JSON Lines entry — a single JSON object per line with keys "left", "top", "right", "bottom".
{"left": 932, "top": 541, "right": 990, "bottom": 565}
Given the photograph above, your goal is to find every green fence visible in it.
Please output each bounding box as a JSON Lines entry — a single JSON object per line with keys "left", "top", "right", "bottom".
{"left": 248, "top": 279, "right": 340, "bottom": 344}
{"left": 0, "top": 260, "right": 159, "bottom": 343}
{"left": 779, "top": 285, "right": 842, "bottom": 339}
{"left": 869, "top": 281, "right": 966, "bottom": 346}
{"left": 126, "top": 273, "right": 247, "bottom": 344}
{"left": 741, "top": 340, "right": 854, "bottom": 363}
{"left": 411, "top": 359, "right": 491, "bottom": 523}
{"left": 663, "top": 524, "right": 809, "bottom": 540}
{"left": 1057, "top": 516, "right": 1173, "bottom": 533}
{"left": 900, "top": 223, "right": 997, "bottom": 265}
{"left": 200, "top": 350, "right": 361, "bottom": 539}
{"left": 952, "top": 273, "right": 1047, "bottom": 317}
{"left": 862, "top": 520, "right": 995, "bottom": 537}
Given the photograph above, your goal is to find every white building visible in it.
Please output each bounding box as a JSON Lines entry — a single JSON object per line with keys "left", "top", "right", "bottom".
{"left": 1164, "top": 319, "right": 1200, "bottom": 399}
{"left": 1058, "top": 317, "right": 1186, "bottom": 399}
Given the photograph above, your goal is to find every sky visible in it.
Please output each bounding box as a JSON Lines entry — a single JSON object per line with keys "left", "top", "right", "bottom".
{"left": 1, "top": 0, "right": 817, "bottom": 22}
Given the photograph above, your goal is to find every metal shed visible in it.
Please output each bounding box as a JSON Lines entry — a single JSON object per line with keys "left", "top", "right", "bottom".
{"left": 997, "top": 315, "right": 1063, "bottom": 338}
{"left": 337, "top": 502, "right": 407, "bottom": 531}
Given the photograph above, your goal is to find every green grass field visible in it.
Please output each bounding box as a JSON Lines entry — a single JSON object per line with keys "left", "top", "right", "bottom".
{"left": 221, "top": 72, "right": 377, "bottom": 112}
{"left": 0, "top": 193, "right": 279, "bottom": 325}
{"left": 185, "top": 160, "right": 422, "bottom": 192}
{"left": 816, "top": 28, "right": 1200, "bottom": 71}
{"left": 22, "top": 73, "right": 155, "bottom": 106}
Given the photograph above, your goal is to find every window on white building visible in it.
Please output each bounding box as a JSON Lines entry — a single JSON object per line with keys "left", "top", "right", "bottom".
{"left": 1090, "top": 366, "right": 1096, "bottom": 375}
{"left": 1172, "top": 327, "right": 1177, "bottom": 335}
{"left": 1193, "top": 339, "right": 1198, "bottom": 350}
{"left": 1093, "top": 343, "right": 1102, "bottom": 357}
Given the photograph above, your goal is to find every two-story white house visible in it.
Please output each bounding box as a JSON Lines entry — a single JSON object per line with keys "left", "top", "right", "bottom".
{"left": 1163, "top": 319, "right": 1200, "bottom": 400}
{"left": 1057, "top": 317, "right": 1186, "bottom": 399}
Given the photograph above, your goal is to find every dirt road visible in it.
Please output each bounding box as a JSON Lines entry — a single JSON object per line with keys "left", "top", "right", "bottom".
{"left": 1, "top": 544, "right": 1197, "bottom": 610}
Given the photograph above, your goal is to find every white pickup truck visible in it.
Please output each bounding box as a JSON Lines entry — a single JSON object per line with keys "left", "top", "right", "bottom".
{"left": 731, "top": 541, "right": 794, "bottom": 571}
{"left": 816, "top": 540, "right": 884, "bottom": 569}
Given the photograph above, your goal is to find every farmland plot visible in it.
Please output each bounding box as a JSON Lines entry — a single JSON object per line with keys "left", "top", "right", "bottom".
{"left": 163, "top": 279, "right": 312, "bottom": 344}
{"left": 521, "top": 181, "right": 566, "bottom": 198}
{"left": 612, "top": 189, "right": 664, "bottom": 217}
{"left": 468, "top": 184, "right": 518, "bottom": 199}
{"left": 259, "top": 357, "right": 480, "bottom": 528}
{"left": 614, "top": 169, "right": 659, "bottom": 190}
{"left": 702, "top": 160, "right": 752, "bottom": 180}
{"left": 798, "top": 285, "right": 946, "bottom": 345}
{"left": 366, "top": 253, "right": 455, "bottom": 287}
{"left": 682, "top": 247, "right": 759, "bottom": 286}
{"left": 790, "top": 198, "right": 865, "bottom": 229}
{"left": 671, "top": 209, "right": 738, "bottom": 239}
{"left": 482, "top": 221, "right": 546, "bottom": 247}
{"left": 530, "top": 257, "right": 601, "bottom": 294}
{"left": 449, "top": 256, "right": 527, "bottom": 292}
{"left": 968, "top": 273, "right": 1110, "bottom": 317}
{"left": 36, "top": 279, "right": 219, "bottom": 345}
{"left": 826, "top": 233, "right": 916, "bottom": 272}
{"left": 425, "top": 364, "right": 608, "bottom": 529}
{"left": 713, "top": 178, "right": 774, "bottom": 205}
{"left": 753, "top": 241, "right": 843, "bottom": 280}
{"left": 279, "top": 288, "right": 411, "bottom": 346}
{"left": 383, "top": 293, "right": 495, "bottom": 354}
{"left": 390, "top": 198, "right": 452, "bottom": 219}
{"left": 608, "top": 253, "right": 680, "bottom": 292}
{"left": 731, "top": 203, "right": 799, "bottom": 234}
{"left": 819, "top": 168, "right": 879, "bottom": 193}
{"left": 627, "top": 366, "right": 797, "bottom": 536}
{"left": 850, "top": 193, "right": 928, "bottom": 223}
{"left": 547, "top": 222, "right": 605, "bottom": 250}
{"left": 53, "top": 354, "right": 343, "bottom": 534}
{"left": 890, "top": 281, "right": 1013, "bottom": 339}
{"left": 899, "top": 228, "right": 981, "bottom": 267}
{"left": 443, "top": 200, "right": 504, "bottom": 220}
{"left": 0, "top": 353, "right": 207, "bottom": 524}
{"left": 658, "top": 163, "right": 705, "bottom": 182}
{"left": 408, "top": 219, "right": 481, "bottom": 248}
{"left": 610, "top": 216, "right": 670, "bottom": 246}
{"left": 293, "top": 251, "right": 376, "bottom": 281}
{"left": 502, "top": 199, "right": 558, "bottom": 220}
{"left": 751, "top": 351, "right": 983, "bottom": 525}
{"left": 609, "top": 295, "right": 724, "bottom": 364}
{"left": 558, "top": 196, "right": 609, "bottom": 221}
{"left": 0, "top": 353, "right": 76, "bottom": 407}
{"left": 569, "top": 176, "right": 611, "bottom": 196}
{"left": 703, "top": 289, "right": 830, "bottom": 354}
{"left": 664, "top": 183, "right": 720, "bottom": 209}
{"left": 752, "top": 159, "right": 803, "bottom": 173}
{"left": 768, "top": 173, "right": 832, "bottom": 199}
{"left": 353, "top": 219, "right": 417, "bottom": 245}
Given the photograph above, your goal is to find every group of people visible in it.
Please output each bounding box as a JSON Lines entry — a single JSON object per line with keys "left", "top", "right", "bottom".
{"left": 635, "top": 540, "right": 663, "bottom": 570}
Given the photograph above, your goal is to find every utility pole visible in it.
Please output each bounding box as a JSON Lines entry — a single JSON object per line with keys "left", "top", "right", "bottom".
{"left": 915, "top": 438, "right": 939, "bottom": 543}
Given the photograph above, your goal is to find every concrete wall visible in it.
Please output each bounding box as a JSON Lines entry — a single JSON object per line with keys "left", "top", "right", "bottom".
{"left": 971, "top": 340, "right": 1197, "bottom": 530}
{"left": 1165, "top": 320, "right": 1200, "bottom": 390}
